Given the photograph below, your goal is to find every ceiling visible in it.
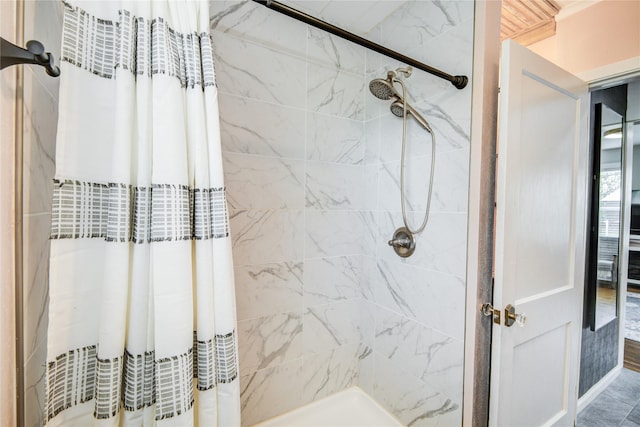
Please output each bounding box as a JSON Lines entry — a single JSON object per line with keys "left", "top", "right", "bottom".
{"left": 500, "top": 0, "right": 561, "bottom": 45}
{"left": 500, "top": 0, "right": 602, "bottom": 46}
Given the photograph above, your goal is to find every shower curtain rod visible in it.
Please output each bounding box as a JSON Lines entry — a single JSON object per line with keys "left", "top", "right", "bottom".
{"left": 251, "top": 0, "right": 468, "bottom": 90}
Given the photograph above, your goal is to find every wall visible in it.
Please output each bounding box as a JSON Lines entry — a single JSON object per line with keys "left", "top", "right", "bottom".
{"left": 21, "top": 2, "right": 63, "bottom": 426}
{"left": 630, "top": 81, "right": 640, "bottom": 191}
{"left": 0, "top": 1, "right": 19, "bottom": 425}
{"left": 210, "top": 0, "right": 473, "bottom": 425}
{"left": 362, "top": 1, "right": 472, "bottom": 424}
{"left": 529, "top": 0, "right": 640, "bottom": 78}
{"left": 579, "top": 84, "right": 630, "bottom": 398}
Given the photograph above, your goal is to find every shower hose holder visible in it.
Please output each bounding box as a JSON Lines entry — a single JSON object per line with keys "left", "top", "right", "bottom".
{"left": 388, "top": 227, "right": 416, "bottom": 258}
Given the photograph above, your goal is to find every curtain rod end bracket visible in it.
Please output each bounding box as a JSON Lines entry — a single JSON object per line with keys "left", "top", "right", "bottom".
{"left": 452, "top": 75, "right": 468, "bottom": 90}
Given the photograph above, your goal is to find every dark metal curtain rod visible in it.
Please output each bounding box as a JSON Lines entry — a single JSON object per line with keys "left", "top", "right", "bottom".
{"left": 251, "top": 0, "right": 468, "bottom": 90}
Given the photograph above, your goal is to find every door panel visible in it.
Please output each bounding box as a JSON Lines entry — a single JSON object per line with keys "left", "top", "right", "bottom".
{"left": 511, "top": 323, "right": 569, "bottom": 426}
{"left": 490, "top": 40, "right": 589, "bottom": 427}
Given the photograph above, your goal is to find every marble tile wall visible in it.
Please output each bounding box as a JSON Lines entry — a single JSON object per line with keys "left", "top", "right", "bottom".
{"left": 22, "top": 1, "right": 63, "bottom": 426}
{"left": 360, "top": 2, "right": 473, "bottom": 426}
{"left": 213, "top": 1, "right": 473, "bottom": 425}
{"left": 211, "top": 2, "right": 372, "bottom": 424}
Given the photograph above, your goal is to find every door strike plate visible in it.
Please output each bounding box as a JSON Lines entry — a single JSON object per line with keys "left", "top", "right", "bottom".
{"left": 481, "top": 303, "right": 501, "bottom": 325}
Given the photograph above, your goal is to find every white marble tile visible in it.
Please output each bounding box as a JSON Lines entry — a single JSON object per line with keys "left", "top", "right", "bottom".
{"left": 305, "top": 210, "right": 365, "bottom": 258}
{"left": 224, "top": 152, "right": 304, "bottom": 210}
{"left": 230, "top": 209, "right": 304, "bottom": 265}
{"left": 374, "top": 258, "right": 465, "bottom": 340}
{"left": 406, "top": 21, "right": 474, "bottom": 85}
{"left": 22, "top": 214, "right": 50, "bottom": 361}
{"left": 377, "top": 146, "right": 468, "bottom": 214}
{"left": 285, "top": 1, "right": 328, "bottom": 17}
{"left": 360, "top": 211, "right": 378, "bottom": 258}
{"left": 360, "top": 256, "right": 377, "bottom": 301}
{"left": 359, "top": 299, "right": 376, "bottom": 348}
{"left": 307, "top": 63, "right": 365, "bottom": 120}
{"left": 307, "top": 28, "right": 365, "bottom": 73}
{"left": 377, "top": 156, "right": 432, "bottom": 213}
{"left": 307, "top": 1, "right": 396, "bottom": 37}
{"left": 372, "top": 356, "right": 462, "bottom": 427}
{"left": 306, "top": 112, "right": 365, "bottom": 164}
{"left": 23, "top": 70, "right": 57, "bottom": 215}
{"left": 361, "top": 165, "right": 379, "bottom": 212}
{"left": 302, "top": 343, "right": 360, "bottom": 404}
{"left": 364, "top": 117, "right": 380, "bottom": 165}
{"left": 240, "top": 360, "right": 304, "bottom": 427}
{"left": 213, "top": 32, "right": 307, "bottom": 109}
{"left": 430, "top": 147, "right": 469, "bottom": 213}
{"left": 411, "top": 79, "right": 473, "bottom": 126}
{"left": 357, "top": 343, "right": 375, "bottom": 396}
{"left": 238, "top": 312, "right": 303, "bottom": 373}
{"left": 219, "top": 94, "right": 306, "bottom": 159}
{"left": 303, "top": 256, "right": 362, "bottom": 307}
{"left": 210, "top": 0, "right": 308, "bottom": 59}
{"left": 378, "top": 110, "right": 437, "bottom": 164}
{"left": 376, "top": 0, "right": 473, "bottom": 62}
{"left": 375, "top": 210, "right": 468, "bottom": 278}
{"left": 407, "top": 212, "right": 468, "bottom": 277}
{"left": 365, "top": 45, "right": 389, "bottom": 76}
{"left": 305, "top": 162, "right": 367, "bottom": 210}
{"left": 234, "top": 261, "right": 303, "bottom": 321}
{"left": 375, "top": 308, "right": 430, "bottom": 378}
{"left": 304, "top": 299, "right": 361, "bottom": 354}
{"left": 375, "top": 308, "right": 464, "bottom": 396}
{"left": 421, "top": 110, "right": 471, "bottom": 154}
{"left": 25, "top": 342, "right": 47, "bottom": 427}
{"left": 421, "top": 328, "right": 464, "bottom": 401}
{"left": 24, "top": 0, "right": 63, "bottom": 100}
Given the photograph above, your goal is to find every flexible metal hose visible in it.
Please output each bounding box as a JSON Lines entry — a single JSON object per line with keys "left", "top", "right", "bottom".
{"left": 396, "top": 78, "right": 436, "bottom": 235}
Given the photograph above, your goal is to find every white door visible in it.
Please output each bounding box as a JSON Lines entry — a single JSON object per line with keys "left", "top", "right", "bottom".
{"left": 490, "top": 40, "right": 589, "bottom": 426}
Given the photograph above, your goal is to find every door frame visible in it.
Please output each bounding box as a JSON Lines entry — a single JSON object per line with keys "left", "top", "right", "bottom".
{"left": 463, "top": 4, "right": 640, "bottom": 427}
{"left": 462, "top": 1, "right": 501, "bottom": 425}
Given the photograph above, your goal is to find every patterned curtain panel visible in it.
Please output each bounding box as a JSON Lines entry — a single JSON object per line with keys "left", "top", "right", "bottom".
{"left": 45, "top": 1, "right": 240, "bottom": 425}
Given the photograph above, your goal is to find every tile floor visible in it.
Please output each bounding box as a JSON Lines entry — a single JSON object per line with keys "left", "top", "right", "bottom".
{"left": 578, "top": 368, "right": 640, "bottom": 426}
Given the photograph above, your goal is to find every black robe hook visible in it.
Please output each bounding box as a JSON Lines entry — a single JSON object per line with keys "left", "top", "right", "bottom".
{"left": 0, "top": 37, "right": 60, "bottom": 77}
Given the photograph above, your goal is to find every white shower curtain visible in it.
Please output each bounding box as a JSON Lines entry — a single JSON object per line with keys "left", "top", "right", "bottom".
{"left": 45, "top": 1, "right": 240, "bottom": 425}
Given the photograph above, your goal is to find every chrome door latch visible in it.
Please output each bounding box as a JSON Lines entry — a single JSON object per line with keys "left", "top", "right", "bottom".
{"left": 482, "top": 303, "right": 526, "bottom": 327}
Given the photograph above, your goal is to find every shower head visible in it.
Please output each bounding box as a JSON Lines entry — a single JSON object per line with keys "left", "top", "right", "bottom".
{"left": 369, "top": 67, "right": 413, "bottom": 101}
{"left": 390, "top": 100, "right": 432, "bottom": 132}
{"left": 369, "top": 77, "right": 400, "bottom": 101}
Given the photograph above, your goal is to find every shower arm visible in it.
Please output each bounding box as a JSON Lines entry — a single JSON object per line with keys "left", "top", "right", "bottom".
{"left": 1, "top": 37, "right": 60, "bottom": 77}
{"left": 251, "top": 0, "right": 468, "bottom": 90}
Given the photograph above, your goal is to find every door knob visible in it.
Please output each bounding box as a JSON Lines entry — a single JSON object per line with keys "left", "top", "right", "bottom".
{"left": 505, "top": 304, "right": 526, "bottom": 327}
{"left": 482, "top": 303, "right": 526, "bottom": 327}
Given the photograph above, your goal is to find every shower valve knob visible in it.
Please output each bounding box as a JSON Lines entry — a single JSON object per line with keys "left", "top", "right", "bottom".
{"left": 388, "top": 237, "right": 411, "bottom": 248}
{"left": 388, "top": 227, "right": 416, "bottom": 258}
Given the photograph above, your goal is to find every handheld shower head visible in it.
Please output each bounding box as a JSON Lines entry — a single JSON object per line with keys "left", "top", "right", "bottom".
{"left": 390, "top": 100, "right": 432, "bottom": 132}
{"left": 369, "top": 77, "right": 400, "bottom": 101}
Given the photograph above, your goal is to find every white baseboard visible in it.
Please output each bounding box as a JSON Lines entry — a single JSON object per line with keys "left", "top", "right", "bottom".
{"left": 577, "top": 365, "right": 623, "bottom": 413}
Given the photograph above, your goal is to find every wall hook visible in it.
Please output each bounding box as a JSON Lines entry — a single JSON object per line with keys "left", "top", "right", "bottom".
{"left": 1, "top": 37, "right": 60, "bottom": 77}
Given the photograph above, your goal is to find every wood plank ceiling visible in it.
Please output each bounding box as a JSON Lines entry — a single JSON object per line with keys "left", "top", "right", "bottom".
{"left": 501, "top": 0, "right": 561, "bottom": 46}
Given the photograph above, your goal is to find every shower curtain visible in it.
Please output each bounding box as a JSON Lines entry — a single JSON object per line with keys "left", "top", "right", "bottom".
{"left": 45, "top": 1, "right": 240, "bottom": 425}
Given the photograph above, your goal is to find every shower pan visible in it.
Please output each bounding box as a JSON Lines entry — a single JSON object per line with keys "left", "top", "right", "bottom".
{"left": 369, "top": 67, "right": 436, "bottom": 258}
